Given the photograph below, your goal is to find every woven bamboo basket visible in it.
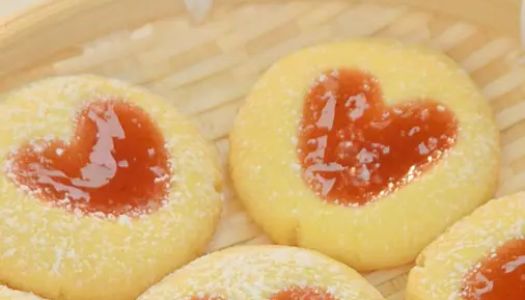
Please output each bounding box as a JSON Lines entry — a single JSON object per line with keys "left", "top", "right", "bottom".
{"left": 0, "top": 0, "right": 523, "bottom": 298}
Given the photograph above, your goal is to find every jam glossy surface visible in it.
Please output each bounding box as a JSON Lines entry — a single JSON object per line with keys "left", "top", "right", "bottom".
{"left": 270, "top": 286, "right": 336, "bottom": 300}
{"left": 461, "top": 239, "right": 525, "bottom": 300}
{"left": 298, "top": 69, "right": 457, "bottom": 205}
{"left": 6, "top": 101, "right": 170, "bottom": 216}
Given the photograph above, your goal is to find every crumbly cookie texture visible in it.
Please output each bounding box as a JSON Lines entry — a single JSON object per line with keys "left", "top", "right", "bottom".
{"left": 0, "top": 75, "right": 222, "bottom": 300}
{"left": 406, "top": 192, "right": 525, "bottom": 300}
{"left": 230, "top": 38, "right": 499, "bottom": 271}
{"left": 138, "top": 245, "right": 385, "bottom": 300}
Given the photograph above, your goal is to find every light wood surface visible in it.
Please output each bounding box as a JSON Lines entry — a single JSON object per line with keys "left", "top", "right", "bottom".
{"left": 0, "top": 0, "right": 524, "bottom": 299}
{"left": 0, "top": 0, "right": 42, "bottom": 19}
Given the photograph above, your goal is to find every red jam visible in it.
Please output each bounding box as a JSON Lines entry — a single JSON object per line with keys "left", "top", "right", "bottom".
{"left": 270, "top": 286, "right": 336, "bottom": 300}
{"left": 461, "top": 239, "right": 525, "bottom": 300}
{"left": 6, "top": 101, "right": 170, "bottom": 216}
{"left": 298, "top": 69, "right": 457, "bottom": 205}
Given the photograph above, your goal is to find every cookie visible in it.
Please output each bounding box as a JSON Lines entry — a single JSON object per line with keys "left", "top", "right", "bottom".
{"left": 230, "top": 39, "right": 499, "bottom": 271}
{"left": 406, "top": 192, "right": 525, "bottom": 300}
{"left": 138, "top": 245, "right": 384, "bottom": 300}
{"left": 0, "top": 75, "right": 222, "bottom": 300}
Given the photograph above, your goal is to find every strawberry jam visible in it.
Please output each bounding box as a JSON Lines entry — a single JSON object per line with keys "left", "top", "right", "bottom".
{"left": 298, "top": 69, "right": 457, "bottom": 205}
{"left": 461, "top": 239, "right": 525, "bottom": 300}
{"left": 6, "top": 101, "right": 170, "bottom": 216}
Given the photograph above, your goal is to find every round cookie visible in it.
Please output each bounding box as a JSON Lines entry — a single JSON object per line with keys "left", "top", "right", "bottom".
{"left": 230, "top": 39, "right": 499, "bottom": 271}
{"left": 406, "top": 192, "right": 525, "bottom": 300}
{"left": 138, "top": 245, "right": 385, "bottom": 300}
{"left": 0, "top": 285, "right": 44, "bottom": 300}
{"left": 0, "top": 75, "right": 222, "bottom": 300}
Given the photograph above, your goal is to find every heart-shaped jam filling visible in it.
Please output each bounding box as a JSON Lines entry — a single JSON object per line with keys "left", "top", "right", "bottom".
{"left": 461, "top": 239, "right": 525, "bottom": 300}
{"left": 5, "top": 101, "right": 170, "bottom": 216}
{"left": 298, "top": 69, "right": 457, "bottom": 205}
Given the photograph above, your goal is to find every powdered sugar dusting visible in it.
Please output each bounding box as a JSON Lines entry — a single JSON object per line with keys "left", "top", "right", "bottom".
{"left": 0, "top": 75, "right": 222, "bottom": 300}
{"left": 410, "top": 194, "right": 525, "bottom": 299}
{"left": 138, "top": 246, "right": 383, "bottom": 300}
{"left": 230, "top": 39, "right": 499, "bottom": 279}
